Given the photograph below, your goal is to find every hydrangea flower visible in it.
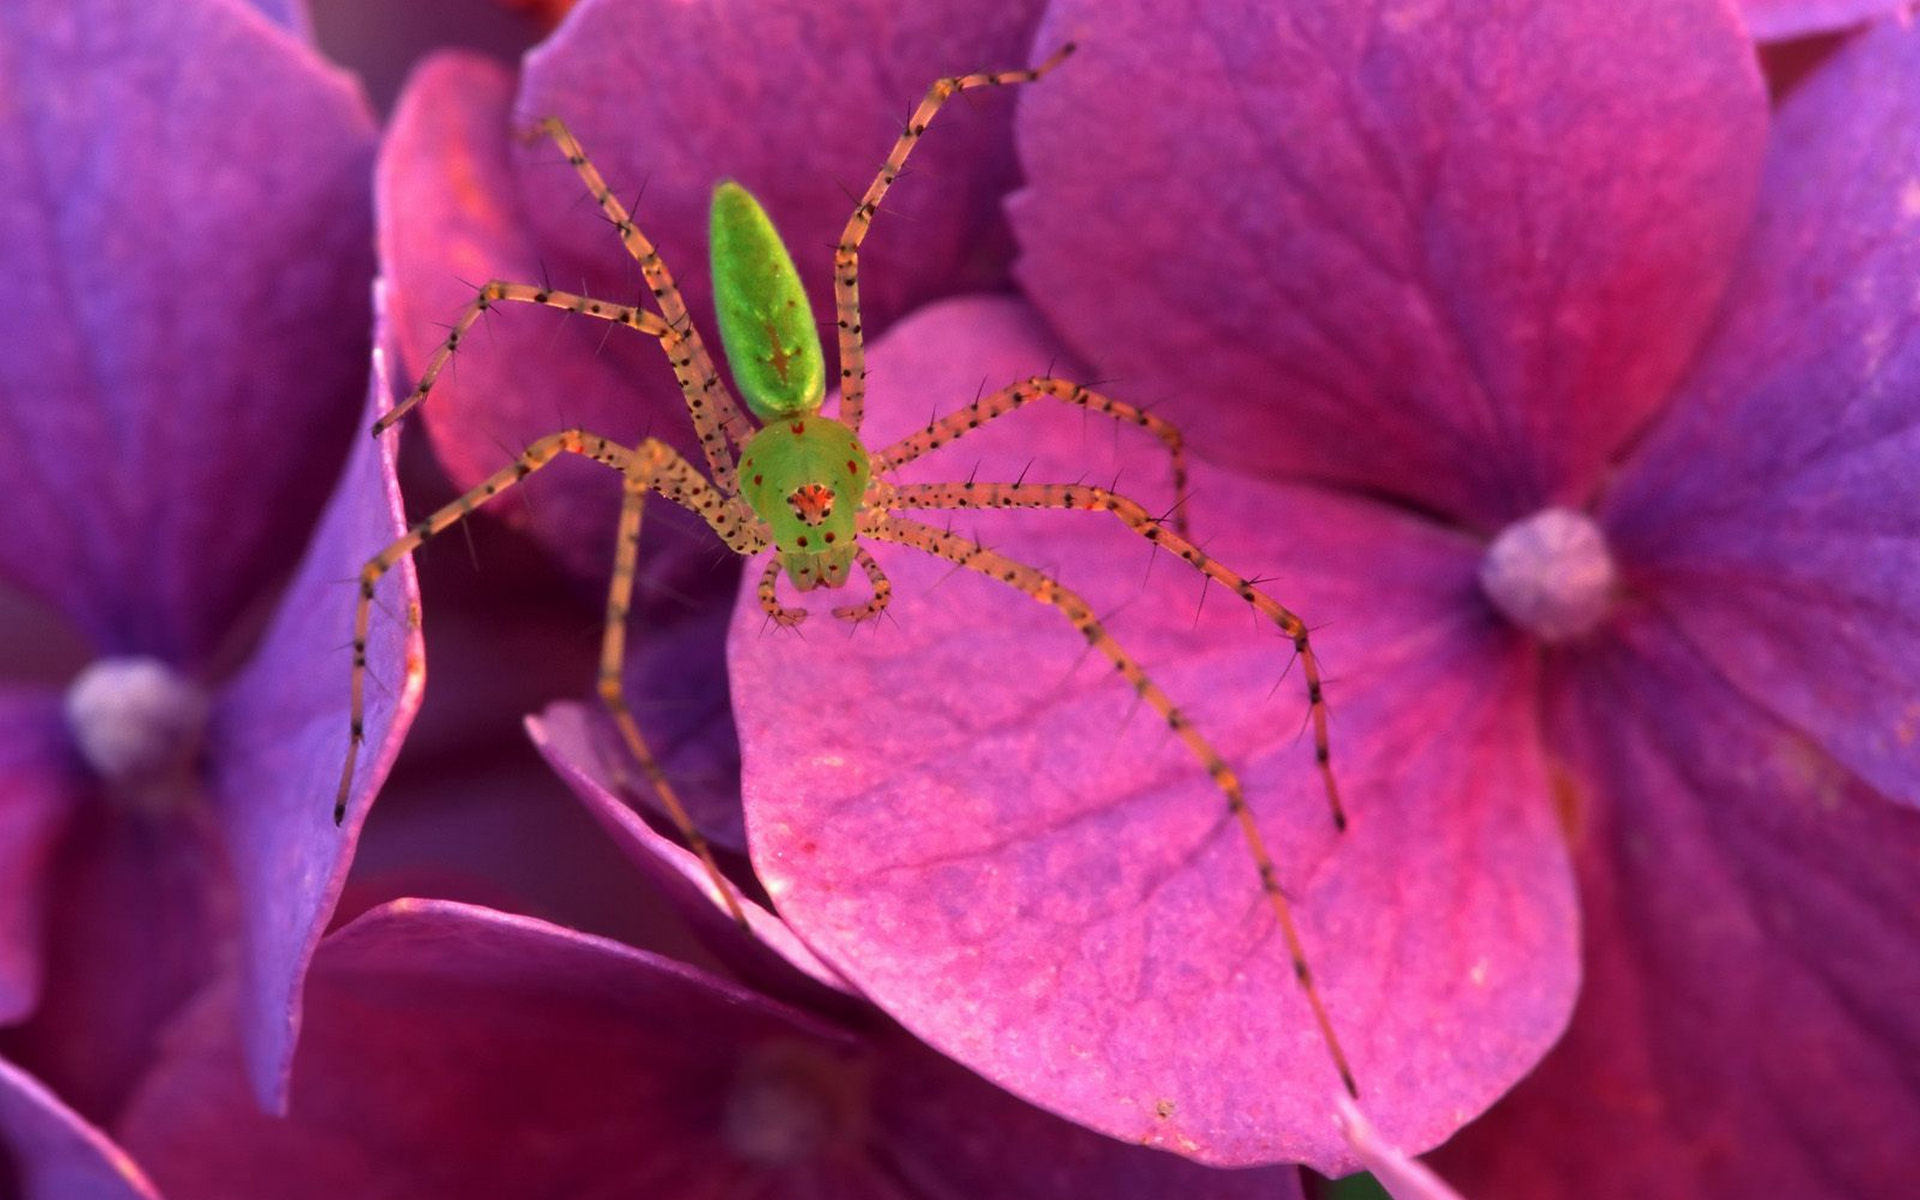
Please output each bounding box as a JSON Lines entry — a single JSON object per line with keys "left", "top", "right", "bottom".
{"left": 114, "top": 896, "right": 1305, "bottom": 1199}
{"left": 38, "top": 0, "right": 1891, "bottom": 1193}
{"left": 407, "top": 0, "right": 1916, "bottom": 1184}
{"left": 0, "top": 0, "right": 419, "bottom": 1134}
{"left": 939, "top": 0, "right": 1907, "bottom": 1188}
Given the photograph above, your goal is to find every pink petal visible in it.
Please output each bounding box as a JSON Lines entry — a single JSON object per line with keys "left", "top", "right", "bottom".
{"left": 1011, "top": 0, "right": 1768, "bottom": 529}
{"left": 730, "top": 297, "right": 1577, "bottom": 1169}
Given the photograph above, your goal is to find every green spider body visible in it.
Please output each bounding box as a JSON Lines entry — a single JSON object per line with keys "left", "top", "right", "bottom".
{"left": 713, "top": 181, "right": 873, "bottom": 594}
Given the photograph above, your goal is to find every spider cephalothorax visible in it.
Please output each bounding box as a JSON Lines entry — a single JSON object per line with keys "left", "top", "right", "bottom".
{"left": 737, "top": 415, "right": 871, "bottom": 592}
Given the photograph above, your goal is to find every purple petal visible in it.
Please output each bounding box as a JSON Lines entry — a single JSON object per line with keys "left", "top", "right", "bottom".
{"left": 528, "top": 701, "right": 862, "bottom": 1004}
{"left": 1011, "top": 0, "right": 1767, "bottom": 529}
{"left": 0, "top": 1059, "right": 159, "bottom": 1200}
{"left": 0, "top": 692, "right": 76, "bottom": 1023}
{"left": 121, "top": 900, "right": 1302, "bottom": 1198}
{"left": 1434, "top": 612, "right": 1920, "bottom": 1197}
{"left": 1601, "top": 21, "right": 1920, "bottom": 809}
{"left": 730, "top": 297, "right": 1576, "bottom": 1169}
{"left": 1742, "top": 0, "right": 1913, "bottom": 38}
{"left": 0, "top": 0, "right": 375, "bottom": 665}
{"left": 203, "top": 308, "right": 424, "bottom": 1111}
{"left": 243, "top": 0, "right": 311, "bottom": 38}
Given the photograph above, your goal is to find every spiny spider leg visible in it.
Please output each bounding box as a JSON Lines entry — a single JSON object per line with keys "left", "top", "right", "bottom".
{"left": 872, "top": 376, "right": 1193, "bottom": 537}
{"left": 833, "top": 43, "right": 1077, "bottom": 434}
{"left": 757, "top": 558, "right": 809, "bottom": 627}
{"left": 862, "top": 513, "right": 1359, "bottom": 1099}
{"left": 884, "top": 481, "right": 1344, "bottom": 831}
{"left": 375, "top": 279, "right": 745, "bottom": 491}
{"left": 533, "top": 117, "right": 755, "bottom": 465}
{"left": 335, "top": 429, "right": 763, "bottom": 929}
{"left": 830, "top": 546, "right": 893, "bottom": 623}
{"left": 598, "top": 441, "right": 769, "bottom": 927}
{"left": 338, "top": 428, "right": 628, "bottom": 823}
{"left": 757, "top": 545, "right": 892, "bottom": 627}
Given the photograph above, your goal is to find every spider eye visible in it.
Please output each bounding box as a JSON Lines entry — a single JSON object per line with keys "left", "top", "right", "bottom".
{"left": 786, "top": 482, "right": 836, "bottom": 526}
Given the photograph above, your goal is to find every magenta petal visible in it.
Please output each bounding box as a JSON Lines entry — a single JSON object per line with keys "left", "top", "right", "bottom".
{"left": 122, "top": 900, "right": 1297, "bottom": 1198}
{"left": 120, "top": 901, "right": 852, "bottom": 1198}
{"left": 0, "top": 0, "right": 374, "bottom": 665}
{"left": 0, "top": 1059, "right": 158, "bottom": 1200}
{"left": 731, "top": 297, "right": 1577, "bottom": 1169}
{"left": 1011, "top": 0, "right": 1767, "bottom": 528}
{"left": 0, "top": 692, "right": 75, "bottom": 1023}
{"left": 203, "top": 324, "right": 423, "bottom": 1112}
{"left": 519, "top": 0, "right": 1047, "bottom": 328}
{"left": 1741, "top": 0, "right": 1913, "bottom": 38}
{"left": 862, "top": 1025, "right": 1308, "bottom": 1200}
{"left": 1436, "top": 613, "right": 1920, "bottom": 1198}
{"left": 1602, "top": 21, "right": 1920, "bottom": 809}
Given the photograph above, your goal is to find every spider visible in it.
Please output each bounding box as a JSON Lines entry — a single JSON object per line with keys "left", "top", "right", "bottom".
{"left": 333, "top": 44, "right": 1357, "bottom": 1099}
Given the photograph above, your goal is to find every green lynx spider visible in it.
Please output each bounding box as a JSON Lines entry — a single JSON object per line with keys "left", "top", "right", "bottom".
{"left": 335, "top": 45, "right": 1358, "bottom": 1097}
